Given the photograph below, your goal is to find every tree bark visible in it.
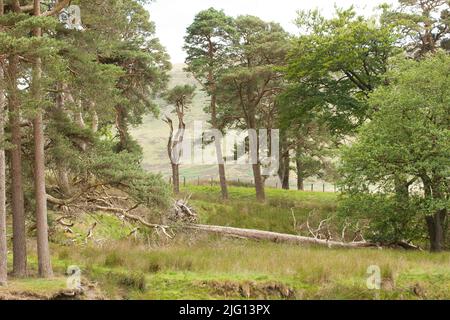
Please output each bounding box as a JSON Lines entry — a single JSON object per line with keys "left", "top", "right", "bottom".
{"left": 280, "top": 152, "right": 290, "bottom": 190}
{"left": 0, "top": 16, "right": 8, "bottom": 283}
{"left": 248, "top": 117, "right": 265, "bottom": 202}
{"left": 171, "top": 163, "right": 180, "bottom": 194}
{"left": 115, "top": 105, "right": 130, "bottom": 152}
{"left": 426, "top": 209, "right": 446, "bottom": 253}
{"left": 186, "top": 224, "right": 375, "bottom": 249}
{"left": 211, "top": 90, "right": 228, "bottom": 200}
{"left": 7, "top": 54, "right": 27, "bottom": 277}
{"left": 278, "top": 134, "right": 290, "bottom": 190}
{"left": 252, "top": 163, "right": 266, "bottom": 202}
{"left": 296, "top": 158, "right": 304, "bottom": 191}
{"left": 32, "top": 0, "right": 53, "bottom": 278}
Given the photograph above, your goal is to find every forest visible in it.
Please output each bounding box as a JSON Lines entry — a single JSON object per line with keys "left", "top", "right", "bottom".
{"left": 0, "top": 0, "right": 449, "bottom": 301}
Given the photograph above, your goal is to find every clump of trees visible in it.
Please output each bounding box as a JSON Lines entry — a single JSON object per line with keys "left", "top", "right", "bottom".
{"left": 183, "top": 1, "right": 449, "bottom": 251}
{"left": 0, "top": 0, "right": 171, "bottom": 285}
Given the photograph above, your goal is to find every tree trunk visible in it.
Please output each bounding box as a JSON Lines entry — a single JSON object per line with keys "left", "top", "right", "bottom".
{"left": 7, "top": 54, "right": 27, "bottom": 277}
{"left": 171, "top": 163, "right": 180, "bottom": 194}
{"left": 280, "top": 152, "right": 290, "bottom": 190}
{"left": 32, "top": 1, "right": 53, "bottom": 277}
{"left": 248, "top": 117, "right": 265, "bottom": 202}
{"left": 211, "top": 90, "right": 228, "bottom": 200}
{"left": 252, "top": 163, "right": 266, "bottom": 202}
{"left": 186, "top": 224, "right": 375, "bottom": 249}
{"left": 278, "top": 134, "right": 290, "bottom": 190}
{"left": 296, "top": 158, "right": 304, "bottom": 191}
{"left": 0, "top": 39, "right": 7, "bottom": 285}
{"left": 426, "top": 209, "right": 446, "bottom": 253}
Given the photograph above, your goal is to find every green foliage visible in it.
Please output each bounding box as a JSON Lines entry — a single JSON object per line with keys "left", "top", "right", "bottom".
{"left": 184, "top": 7, "right": 236, "bottom": 94}
{"left": 1, "top": 0, "right": 172, "bottom": 214}
{"left": 163, "top": 84, "right": 196, "bottom": 108}
{"left": 286, "top": 7, "right": 397, "bottom": 135}
{"left": 338, "top": 193, "right": 426, "bottom": 244}
{"left": 338, "top": 51, "right": 450, "bottom": 246}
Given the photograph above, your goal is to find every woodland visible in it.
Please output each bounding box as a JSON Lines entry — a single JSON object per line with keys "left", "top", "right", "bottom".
{"left": 0, "top": 0, "right": 448, "bottom": 300}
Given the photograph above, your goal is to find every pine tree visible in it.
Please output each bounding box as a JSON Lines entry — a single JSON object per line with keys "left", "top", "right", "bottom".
{"left": 0, "top": 0, "right": 7, "bottom": 286}
{"left": 184, "top": 8, "right": 236, "bottom": 200}
{"left": 32, "top": 0, "right": 52, "bottom": 278}
{"left": 217, "top": 16, "right": 289, "bottom": 202}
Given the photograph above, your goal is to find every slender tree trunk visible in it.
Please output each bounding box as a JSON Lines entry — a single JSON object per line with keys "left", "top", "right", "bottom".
{"left": 280, "top": 151, "right": 290, "bottom": 190}
{"left": 115, "top": 106, "right": 129, "bottom": 152}
{"left": 211, "top": 92, "right": 228, "bottom": 200}
{"left": 252, "top": 163, "right": 265, "bottom": 202}
{"left": 7, "top": 55, "right": 27, "bottom": 277}
{"left": 247, "top": 116, "right": 265, "bottom": 202}
{"left": 32, "top": 0, "right": 53, "bottom": 277}
{"left": 0, "top": 18, "right": 8, "bottom": 284}
{"left": 171, "top": 163, "right": 180, "bottom": 194}
{"left": 296, "top": 158, "right": 304, "bottom": 191}
{"left": 277, "top": 133, "right": 290, "bottom": 190}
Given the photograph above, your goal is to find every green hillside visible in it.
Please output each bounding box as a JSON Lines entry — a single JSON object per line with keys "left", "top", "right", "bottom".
{"left": 131, "top": 65, "right": 333, "bottom": 190}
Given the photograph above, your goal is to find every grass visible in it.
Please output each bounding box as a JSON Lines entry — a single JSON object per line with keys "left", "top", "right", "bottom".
{"left": 184, "top": 185, "right": 337, "bottom": 234}
{"left": 52, "top": 238, "right": 450, "bottom": 300}
{"left": 0, "top": 277, "right": 68, "bottom": 300}
{"left": 50, "top": 186, "right": 450, "bottom": 300}
{"left": 3, "top": 185, "right": 449, "bottom": 300}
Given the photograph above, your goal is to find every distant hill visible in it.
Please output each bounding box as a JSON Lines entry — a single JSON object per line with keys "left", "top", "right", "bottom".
{"left": 131, "top": 64, "right": 333, "bottom": 190}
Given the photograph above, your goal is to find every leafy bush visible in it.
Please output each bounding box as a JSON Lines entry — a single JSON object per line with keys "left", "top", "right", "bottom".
{"left": 337, "top": 193, "right": 427, "bottom": 244}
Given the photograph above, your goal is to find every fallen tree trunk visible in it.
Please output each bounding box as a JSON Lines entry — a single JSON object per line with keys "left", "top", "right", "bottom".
{"left": 185, "top": 224, "right": 377, "bottom": 249}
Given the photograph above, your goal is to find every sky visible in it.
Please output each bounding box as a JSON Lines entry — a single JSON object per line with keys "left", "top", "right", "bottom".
{"left": 146, "top": 0, "right": 397, "bottom": 64}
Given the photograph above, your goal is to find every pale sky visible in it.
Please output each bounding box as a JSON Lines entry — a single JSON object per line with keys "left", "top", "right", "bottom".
{"left": 146, "top": 0, "right": 397, "bottom": 63}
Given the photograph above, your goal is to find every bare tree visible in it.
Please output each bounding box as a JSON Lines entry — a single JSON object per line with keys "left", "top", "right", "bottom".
{"left": 163, "top": 85, "right": 196, "bottom": 194}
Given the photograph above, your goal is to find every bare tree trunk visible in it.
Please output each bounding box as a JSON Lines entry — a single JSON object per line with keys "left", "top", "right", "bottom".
{"left": 172, "top": 163, "right": 180, "bottom": 194}
{"left": 211, "top": 93, "right": 228, "bottom": 200}
{"left": 0, "top": 24, "right": 8, "bottom": 284}
{"left": 296, "top": 158, "right": 304, "bottom": 191}
{"left": 32, "top": 1, "right": 53, "bottom": 277}
{"left": 186, "top": 224, "right": 375, "bottom": 249}
{"left": 426, "top": 209, "right": 446, "bottom": 252}
{"left": 252, "top": 163, "right": 266, "bottom": 202}
{"left": 280, "top": 153, "right": 290, "bottom": 190}
{"left": 247, "top": 116, "right": 265, "bottom": 202}
{"left": 7, "top": 54, "right": 27, "bottom": 277}
{"left": 115, "top": 106, "right": 130, "bottom": 152}
{"left": 278, "top": 134, "right": 290, "bottom": 190}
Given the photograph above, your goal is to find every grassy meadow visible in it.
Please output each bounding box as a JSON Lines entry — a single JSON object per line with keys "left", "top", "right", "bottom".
{"left": 3, "top": 185, "right": 449, "bottom": 300}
